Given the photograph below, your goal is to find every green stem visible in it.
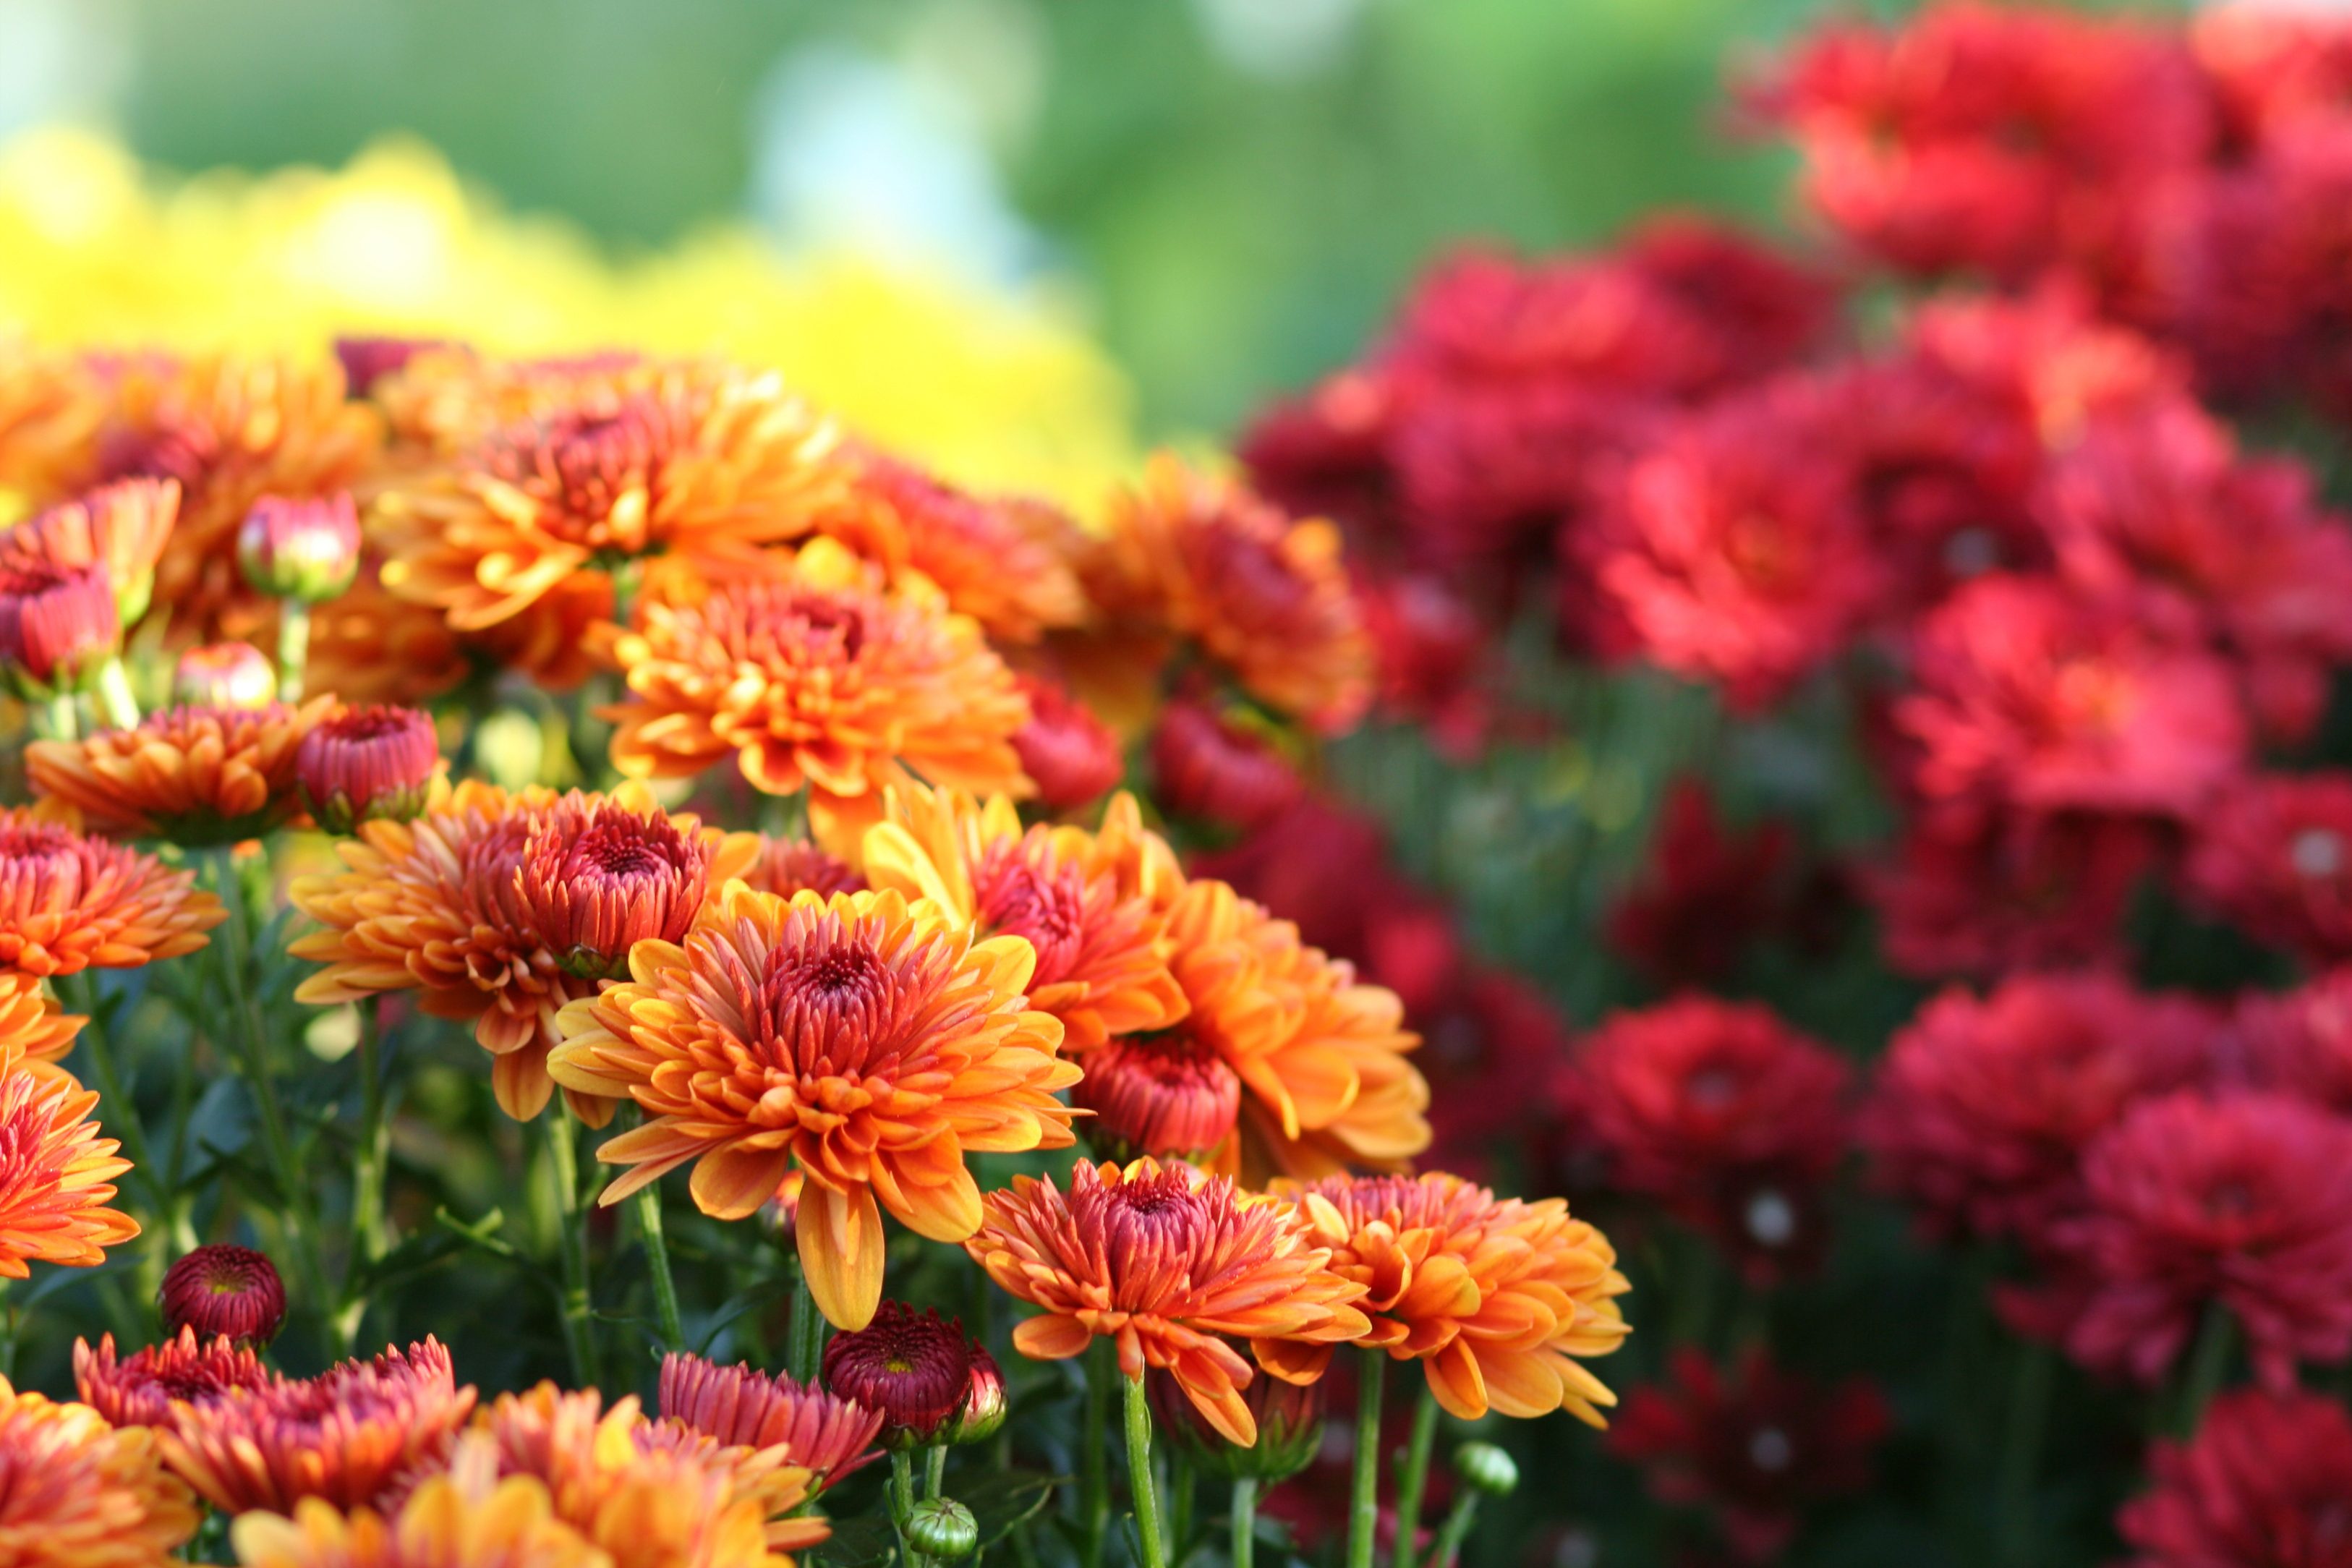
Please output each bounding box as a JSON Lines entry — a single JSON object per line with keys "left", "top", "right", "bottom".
{"left": 1230, "top": 1478, "right": 1258, "bottom": 1568}
{"left": 1995, "top": 1339, "right": 2053, "bottom": 1568}
{"left": 1390, "top": 1381, "right": 1440, "bottom": 1568}
{"left": 41, "top": 692, "right": 78, "bottom": 741}
{"left": 276, "top": 602, "right": 311, "bottom": 702}
{"left": 925, "top": 1442, "right": 948, "bottom": 1500}
{"left": 542, "top": 1109, "right": 601, "bottom": 1388}
{"left": 1122, "top": 1373, "right": 1169, "bottom": 1568}
{"left": 1421, "top": 1494, "right": 1480, "bottom": 1568}
{"left": 892, "top": 1449, "right": 924, "bottom": 1568}
{"left": 785, "top": 1252, "right": 826, "bottom": 1386}
{"left": 2174, "top": 1304, "right": 2236, "bottom": 1437}
{"left": 1080, "top": 1342, "right": 1112, "bottom": 1568}
{"left": 95, "top": 657, "right": 140, "bottom": 731}
{"left": 1349, "top": 1350, "right": 1386, "bottom": 1568}
{"left": 333, "top": 999, "right": 393, "bottom": 1356}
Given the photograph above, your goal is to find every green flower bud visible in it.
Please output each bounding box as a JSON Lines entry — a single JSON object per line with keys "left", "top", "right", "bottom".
{"left": 906, "top": 1497, "right": 979, "bottom": 1561}
{"left": 1453, "top": 1441, "right": 1519, "bottom": 1497}
{"left": 946, "top": 1346, "right": 1008, "bottom": 1446}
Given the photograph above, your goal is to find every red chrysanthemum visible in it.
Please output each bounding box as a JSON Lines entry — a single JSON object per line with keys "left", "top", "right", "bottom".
{"left": 0, "top": 479, "right": 182, "bottom": 628}
{"left": 1009, "top": 673, "right": 1125, "bottom": 812}
{"left": 819, "top": 1302, "right": 975, "bottom": 1449}
{"left": 73, "top": 1328, "right": 276, "bottom": 1428}
{"left": 1862, "top": 973, "right": 2217, "bottom": 1248}
{"left": 158, "top": 1243, "right": 288, "bottom": 1346}
{"left": 2236, "top": 966, "right": 2352, "bottom": 1115}
{"left": 2183, "top": 770, "right": 2352, "bottom": 966}
{"left": 1896, "top": 574, "right": 2248, "bottom": 818}
{"left": 2011, "top": 1093, "right": 2352, "bottom": 1387}
{"left": 1609, "top": 1348, "right": 1890, "bottom": 1566}
{"left": 1148, "top": 698, "right": 1302, "bottom": 834}
{"left": 295, "top": 705, "right": 444, "bottom": 835}
{"left": 657, "top": 1352, "right": 883, "bottom": 1488}
{"left": 2117, "top": 1386, "right": 2352, "bottom": 1568}
{"left": 1569, "top": 995, "right": 1852, "bottom": 1279}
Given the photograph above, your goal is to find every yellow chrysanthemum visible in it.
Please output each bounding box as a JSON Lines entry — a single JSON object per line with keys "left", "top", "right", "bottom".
{"left": 0, "top": 1378, "right": 200, "bottom": 1567}
{"left": 229, "top": 1473, "right": 610, "bottom": 1568}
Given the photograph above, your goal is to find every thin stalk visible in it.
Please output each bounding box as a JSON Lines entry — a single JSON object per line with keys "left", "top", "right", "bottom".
{"left": 1080, "top": 1342, "right": 1112, "bottom": 1568}
{"left": 95, "top": 657, "right": 140, "bottom": 730}
{"left": 1169, "top": 1452, "right": 1195, "bottom": 1561}
{"left": 351, "top": 1000, "right": 392, "bottom": 1266}
{"left": 635, "top": 1167, "right": 686, "bottom": 1355}
{"left": 541, "top": 1109, "right": 602, "bottom": 1388}
{"left": 1122, "top": 1373, "right": 1169, "bottom": 1568}
{"left": 1421, "top": 1494, "right": 1480, "bottom": 1568}
{"left": 1390, "top": 1381, "right": 1440, "bottom": 1568}
{"left": 276, "top": 602, "right": 311, "bottom": 702}
{"left": 1230, "top": 1478, "right": 1258, "bottom": 1568}
{"left": 785, "top": 1255, "right": 826, "bottom": 1385}
{"left": 925, "top": 1442, "right": 948, "bottom": 1500}
{"left": 1349, "top": 1350, "right": 1386, "bottom": 1568}
{"left": 2174, "top": 1304, "right": 2236, "bottom": 1436}
{"left": 1995, "top": 1339, "right": 2054, "bottom": 1568}
{"left": 892, "top": 1449, "right": 924, "bottom": 1568}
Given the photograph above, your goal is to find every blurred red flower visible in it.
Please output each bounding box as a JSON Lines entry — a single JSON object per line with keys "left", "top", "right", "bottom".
{"left": 2183, "top": 770, "right": 2352, "bottom": 966}
{"left": 2117, "top": 1386, "right": 2352, "bottom": 1568}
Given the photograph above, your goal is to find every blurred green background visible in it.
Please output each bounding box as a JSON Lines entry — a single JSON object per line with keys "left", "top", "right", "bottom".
{"left": 0, "top": 0, "right": 1875, "bottom": 437}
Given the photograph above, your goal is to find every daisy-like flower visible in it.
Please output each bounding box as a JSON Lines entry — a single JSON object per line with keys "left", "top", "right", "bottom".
{"left": 0, "top": 1376, "right": 200, "bottom": 1567}
{"left": 0, "top": 1057, "right": 140, "bottom": 1277}
{"left": 74, "top": 1328, "right": 276, "bottom": 1428}
{"left": 549, "top": 885, "right": 1078, "bottom": 1329}
{"left": 0, "top": 806, "right": 223, "bottom": 976}
{"left": 155, "top": 1338, "right": 477, "bottom": 1515}
{"left": 603, "top": 538, "right": 1032, "bottom": 805}
{"left": 457, "top": 1384, "right": 809, "bottom": 1568}
{"left": 657, "top": 1352, "right": 883, "bottom": 1488}
{"left": 1264, "top": 1172, "right": 1631, "bottom": 1426}
{"left": 84, "top": 351, "right": 382, "bottom": 644}
{"left": 1155, "top": 876, "right": 1428, "bottom": 1182}
{"left": 159, "top": 1243, "right": 288, "bottom": 1345}
{"left": 229, "top": 1472, "right": 608, "bottom": 1568}
{"left": 1088, "top": 455, "right": 1373, "bottom": 731}
{"left": 819, "top": 1301, "right": 976, "bottom": 1449}
{"left": 2117, "top": 1387, "right": 2352, "bottom": 1568}
{"left": 855, "top": 783, "right": 1186, "bottom": 1053}
{"left": 0, "top": 479, "right": 181, "bottom": 627}
{"left": 289, "top": 781, "right": 746, "bottom": 1124}
{"left": 375, "top": 360, "right": 844, "bottom": 635}
{"left": 965, "top": 1156, "right": 1371, "bottom": 1446}
{"left": 28, "top": 696, "right": 333, "bottom": 845}
{"left": 0, "top": 971, "right": 84, "bottom": 1074}
{"left": 295, "top": 705, "right": 446, "bottom": 835}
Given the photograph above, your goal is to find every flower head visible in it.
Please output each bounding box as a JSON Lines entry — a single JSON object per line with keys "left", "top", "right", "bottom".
{"left": 1569, "top": 996, "right": 1851, "bottom": 1279}
{"left": 1607, "top": 1348, "right": 1889, "bottom": 1565}
{"left": 511, "top": 791, "right": 740, "bottom": 981}
{"left": 174, "top": 642, "right": 278, "bottom": 710}
{"left": 2011, "top": 1093, "right": 2352, "bottom": 1387}
{"left": 0, "top": 479, "right": 181, "bottom": 627}
{"left": 1266, "top": 1172, "right": 1629, "bottom": 1425}
{"left": 155, "top": 1338, "right": 477, "bottom": 1514}
{"left": 2238, "top": 966, "right": 2352, "bottom": 1115}
{"left": 819, "top": 1302, "right": 975, "bottom": 1449}
{"left": 1090, "top": 456, "right": 1373, "bottom": 730}
{"left": 0, "top": 807, "right": 223, "bottom": 976}
{"left": 2184, "top": 770, "right": 2352, "bottom": 966}
{"left": 1863, "top": 973, "right": 2217, "bottom": 1247}
{"left": 823, "top": 453, "right": 1087, "bottom": 644}
{"left": 0, "top": 1057, "right": 139, "bottom": 1277}
{"left": 605, "top": 540, "right": 1031, "bottom": 803}
{"left": 966, "top": 1156, "right": 1370, "bottom": 1446}
{"left": 550, "top": 885, "right": 1078, "bottom": 1329}
{"left": 1072, "top": 1031, "right": 1244, "bottom": 1162}
{"left": 2117, "top": 1387, "right": 2352, "bottom": 1568}
{"left": 159, "top": 1243, "right": 288, "bottom": 1346}
{"left": 1149, "top": 699, "right": 1302, "bottom": 833}
{"left": 657, "top": 1352, "right": 883, "bottom": 1487}
{"left": 0, "top": 1377, "right": 200, "bottom": 1567}
{"left": 296, "top": 706, "right": 446, "bottom": 834}
{"left": 73, "top": 1328, "right": 276, "bottom": 1428}
{"left": 0, "top": 558, "right": 118, "bottom": 697}
{"left": 28, "top": 696, "right": 333, "bottom": 845}
{"left": 1010, "top": 673, "right": 1124, "bottom": 812}
{"left": 0, "top": 971, "right": 83, "bottom": 1073}
{"left": 227, "top": 1472, "right": 609, "bottom": 1568}
{"left": 239, "top": 493, "right": 362, "bottom": 604}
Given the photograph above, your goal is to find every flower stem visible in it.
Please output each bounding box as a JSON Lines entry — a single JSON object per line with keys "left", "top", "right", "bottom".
{"left": 1080, "top": 1341, "right": 1112, "bottom": 1568}
{"left": 891, "top": 1449, "right": 924, "bottom": 1568}
{"left": 636, "top": 1174, "right": 685, "bottom": 1355}
{"left": 1421, "top": 1492, "right": 1480, "bottom": 1568}
{"left": 276, "top": 602, "right": 311, "bottom": 702}
{"left": 351, "top": 1000, "right": 391, "bottom": 1268}
{"left": 785, "top": 1252, "right": 826, "bottom": 1386}
{"left": 925, "top": 1442, "right": 948, "bottom": 1500}
{"left": 1350, "top": 1350, "right": 1386, "bottom": 1568}
{"left": 1230, "top": 1478, "right": 1258, "bottom": 1568}
{"left": 1122, "top": 1372, "right": 1169, "bottom": 1568}
{"left": 2174, "top": 1303, "right": 2235, "bottom": 1436}
{"left": 95, "top": 656, "right": 140, "bottom": 730}
{"left": 1995, "top": 1338, "right": 2053, "bottom": 1568}
{"left": 541, "top": 1108, "right": 601, "bottom": 1388}
{"left": 1390, "top": 1380, "right": 1440, "bottom": 1568}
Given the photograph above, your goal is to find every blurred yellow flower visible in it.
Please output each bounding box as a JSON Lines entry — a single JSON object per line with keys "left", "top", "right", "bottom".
{"left": 0, "top": 127, "right": 1132, "bottom": 508}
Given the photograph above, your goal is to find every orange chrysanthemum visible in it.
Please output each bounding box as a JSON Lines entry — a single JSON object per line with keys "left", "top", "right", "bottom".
{"left": 74, "top": 1328, "right": 277, "bottom": 1428}
{"left": 657, "top": 1352, "right": 883, "bottom": 1491}
{"left": 228, "top": 1473, "right": 608, "bottom": 1568}
{"left": 602, "top": 538, "right": 1031, "bottom": 805}
{"left": 375, "top": 362, "right": 843, "bottom": 634}
{"left": 1263, "top": 1172, "right": 1632, "bottom": 1427}
{"left": 1152, "top": 877, "right": 1428, "bottom": 1182}
{"left": 28, "top": 696, "right": 334, "bottom": 845}
{"left": 817, "top": 453, "right": 1086, "bottom": 644}
{"left": 0, "top": 480, "right": 181, "bottom": 625}
{"left": 0, "top": 806, "right": 224, "bottom": 976}
{"left": 289, "top": 781, "right": 749, "bottom": 1124}
{"left": 455, "top": 1384, "right": 808, "bottom": 1568}
{"left": 0, "top": 341, "right": 104, "bottom": 501}
{"left": 966, "top": 1157, "right": 1369, "bottom": 1446}
{"left": 82, "top": 352, "right": 383, "bottom": 643}
{"left": 0, "top": 1057, "right": 138, "bottom": 1277}
{"left": 156, "top": 1339, "right": 477, "bottom": 1516}
{"left": 1088, "top": 454, "right": 1373, "bottom": 730}
{"left": 0, "top": 1377, "right": 200, "bottom": 1567}
{"left": 548, "top": 885, "right": 1078, "bottom": 1330}
{"left": 0, "top": 971, "right": 84, "bottom": 1073}
{"left": 856, "top": 784, "right": 1188, "bottom": 1053}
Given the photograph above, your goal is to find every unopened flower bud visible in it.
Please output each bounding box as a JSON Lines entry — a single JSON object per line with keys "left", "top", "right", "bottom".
{"left": 946, "top": 1346, "right": 1008, "bottom": 1446}
{"left": 1072, "top": 1030, "right": 1243, "bottom": 1164}
{"left": 159, "top": 1244, "right": 287, "bottom": 1347}
{"left": 1150, "top": 698, "right": 1300, "bottom": 832}
{"left": 296, "top": 704, "right": 441, "bottom": 833}
{"left": 1011, "top": 673, "right": 1125, "bottom": 810}
{"left": 174, "top": 642, "right": 278, "bottom": 711}
{"left": 823, "top": 1302, "right": 976, "bottom": 1450}
{"left": 238, "top": 493, "right": 361, "bottom": 604}
{"left": 1453, "top": 1441, "right": 1518, "bottom": 1497}
{"left": 0, "top": 560, "right": 119, "bottom": 698}
{"left": 906, "top": 1497, "right": 979, "bottom": 1561}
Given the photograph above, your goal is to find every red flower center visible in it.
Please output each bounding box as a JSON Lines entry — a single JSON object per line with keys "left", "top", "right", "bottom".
{"left": 973, "top": 842, "right": 1087, "bottom": 985}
